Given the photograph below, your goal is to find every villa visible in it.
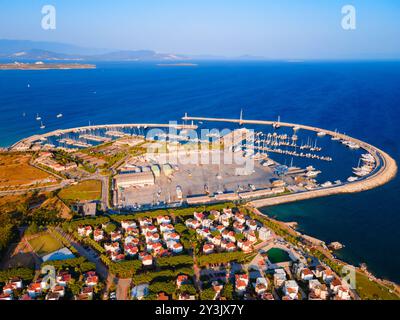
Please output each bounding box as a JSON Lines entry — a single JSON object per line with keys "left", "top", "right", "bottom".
{"left": 283, "top": 280, "right": 299, "bottom": 300}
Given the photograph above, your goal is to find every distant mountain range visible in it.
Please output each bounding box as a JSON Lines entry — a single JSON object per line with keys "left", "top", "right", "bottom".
{"left": 0, "top": 39, "right": 264, "bottom": 61}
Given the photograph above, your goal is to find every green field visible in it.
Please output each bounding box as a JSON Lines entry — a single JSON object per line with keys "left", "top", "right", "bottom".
{"left": 355, "top": 272, "right": 399, "bottom": 300}
{"left": 28, "top": 233, "right": 63, "bottom": 257}
{"left": 58, "top": 180, "right": 102, "bottom": 201}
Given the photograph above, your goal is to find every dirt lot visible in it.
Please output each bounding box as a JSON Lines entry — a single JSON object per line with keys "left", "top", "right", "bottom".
{"left": 0, "top": 153, "right": 56, "bottom": 190}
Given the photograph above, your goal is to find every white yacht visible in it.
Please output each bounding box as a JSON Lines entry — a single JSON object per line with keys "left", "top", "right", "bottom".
{"left": 361, "top": 153, "right": 375, "bottom": 163}
{"left": 317, "top": 131, "right": 326, "bottom": 137}
{"left": 306, "top": 170, "right": 321, "bottom": 178}
{"left": 40, "top": 121, "right": 45, "bottom": 130}
{"left": 56, "top": 113, "right": 63, "bottom": 118}
{"left": 347, "top": 176, "right": 358, "bottom": 182}
{"left": 36, "top": 113, "right": 41, "bottom": 121}
{"left": 321, "top": 181, "right": 333, "bottom": 188}
{"left": 347, "top": 142, "right": 360, "bottom": 149}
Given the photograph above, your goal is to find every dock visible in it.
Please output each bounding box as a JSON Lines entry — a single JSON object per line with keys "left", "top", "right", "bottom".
{"left": 79, "top": 134, "right": 112, "bottom": 143}
{"left": 10, "top": 122, "right": 198, "bottom": 151}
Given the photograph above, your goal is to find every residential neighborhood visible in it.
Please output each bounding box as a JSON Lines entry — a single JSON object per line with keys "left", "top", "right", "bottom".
{"left": 1, "top": 204, "right": 357, "bottom": 300}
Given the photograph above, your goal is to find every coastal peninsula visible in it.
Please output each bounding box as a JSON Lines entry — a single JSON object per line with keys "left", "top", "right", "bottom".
{"left": 0, "top": 62, "right": 96, "bottom": 70}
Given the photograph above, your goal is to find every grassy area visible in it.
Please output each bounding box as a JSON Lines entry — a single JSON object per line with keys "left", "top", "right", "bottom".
{"left": 28, "top": 233, "right": 63, "bottom": 257}
{"left": 355, "top": 272, "right": 399, "bottom": 300}
{"left": 0, "top": 153, "right": 54, "bottom": 190}
{"left": 58, "top": 180, "right": 102, "bottom": 202}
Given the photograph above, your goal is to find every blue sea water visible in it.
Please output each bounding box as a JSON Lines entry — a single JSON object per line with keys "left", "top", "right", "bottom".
{"left": 0, "top": 61, "right": 399, "bottom": 282}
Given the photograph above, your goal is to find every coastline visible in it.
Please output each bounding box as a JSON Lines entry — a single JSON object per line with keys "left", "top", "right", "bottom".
{"left": 0, "top": 63, "right": 96, "bottom": 70}
{"left": 249, "top": 206, "right": 400, "bottom": 298}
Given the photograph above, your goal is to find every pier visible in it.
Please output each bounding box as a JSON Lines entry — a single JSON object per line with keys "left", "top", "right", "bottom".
{"left": 10, "top": 122, "right": 197, "bottom": 151}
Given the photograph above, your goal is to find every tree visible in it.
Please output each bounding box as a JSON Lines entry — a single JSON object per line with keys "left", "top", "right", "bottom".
{"left": 222, "top": 283, "right": 233, "bottom": 300}
{"left": 149, "top": 281, "right": 175, "bottom": 295}
{"left": 105, "top": 223, "right": 117, "bottom": 234}
{"left": 179, "top": 284, "right": 197, "bottom": 295}
{"left": 200, "top": 287, "right": 216, "bottom": 300}
{"left": 25, "top": 222, "right": 39, "bottom": 235}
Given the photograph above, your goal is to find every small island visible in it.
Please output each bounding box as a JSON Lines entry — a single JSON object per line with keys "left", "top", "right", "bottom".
{"left": 157, "top": 63, "right": 198, "bottom": 67}
{"left": 0, "top": 61, "right": 96, "bottom": 70}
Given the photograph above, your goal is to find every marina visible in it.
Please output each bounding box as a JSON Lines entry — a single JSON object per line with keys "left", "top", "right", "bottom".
{"left": 7, "top": 114, "right": 397, "bottom": 211}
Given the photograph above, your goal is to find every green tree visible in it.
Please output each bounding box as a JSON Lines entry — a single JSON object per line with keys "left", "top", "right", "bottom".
{"left": 200, "top": 287, "right": 216, "bottom": 300}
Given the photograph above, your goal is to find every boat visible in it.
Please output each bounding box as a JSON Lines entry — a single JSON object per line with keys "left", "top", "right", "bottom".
{"left": 36, "top": 113, "right": 41, "bottom": 121}
{"left": 331, "top": 129, "right": 341, "bottom": 140}
{"left": 347, "top": 176, "right": 358, "bottom": 182}
{"left": 361, "top": 153, "right": 375, "bottom": 163}
{"left": 321, "top": 181, "right": 333, "bottom": 187}
{"left": 317, "top": 131, "right": 326, "bottom": 137}
{"left": 353, "top": 169, "right": 370, "bottom": 177}
{"left": 40, "top": 121, "right": 45, "bottom": 130}
{"left": 306, "top": 170, "right": 321, "bottom": 178}
{"left": 56, "top": 113, "right": 63, "bottom": 118}
{"left": 273, "top": 116, "right": 281, "bottom": 129}
{"left": 347, "top": 142, "right": 360, "bottom": 149}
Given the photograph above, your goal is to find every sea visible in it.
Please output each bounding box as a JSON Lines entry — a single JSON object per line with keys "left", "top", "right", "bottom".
{"left": 0, "top": 60, "right": 399, "bottom": 282}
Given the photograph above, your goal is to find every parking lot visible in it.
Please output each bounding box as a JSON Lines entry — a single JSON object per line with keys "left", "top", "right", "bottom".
{"left": 118, "top": 151, "right": 283, "bottom": 207}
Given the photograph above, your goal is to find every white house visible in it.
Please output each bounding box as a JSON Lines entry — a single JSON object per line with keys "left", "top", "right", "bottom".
{"left": 300, "top": 268, "right": 314, "bottom": 281}
{"left": 283, "top": 280, "right": 299, "bottom": 300}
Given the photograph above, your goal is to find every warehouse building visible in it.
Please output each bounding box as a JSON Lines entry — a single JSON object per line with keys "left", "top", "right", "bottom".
{"left": 114, "top": 171, "right": 155, "bottom": 189}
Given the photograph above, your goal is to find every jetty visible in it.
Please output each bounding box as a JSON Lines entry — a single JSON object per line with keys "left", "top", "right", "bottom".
{"left": 10, "top": 122, "right": 198, "bottom": 151}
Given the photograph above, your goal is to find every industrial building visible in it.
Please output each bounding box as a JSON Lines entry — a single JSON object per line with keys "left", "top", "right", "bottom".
{"left": 114, "top": 171, "right": 155, "bottom": 189}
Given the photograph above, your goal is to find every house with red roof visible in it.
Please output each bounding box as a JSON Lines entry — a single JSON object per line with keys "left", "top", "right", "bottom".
{"left": 142, "top": 254, "right": 153, "bottom": 266}
{"left": 300, "top": 268, "right": 314, "bottom": 281}
{"left": 77, "top": 225, "right": 92, "bottom": 237}
{"left": 111, "top": 230, "right": 122, "bottom": 242}
{"left": 121, "top": 220, "right": 137, "bottom": 230}
{"left": 156, "top": 215, "right": 171, "bottom": 225}
{"left": 176, "top": 275, "right": 190, "bottom": 288}
{"left": 235, "top": 274, "right": 249, "bottom": 293}
{"left": 85, "top": 273, "right": 99, "bottom": 287}
{"left": 194, "top": 211, "right": 205, "bottom": 221}
{"left": 27, "top": 282, "right": 42, "bottom": 298}
{"left": 185, "top": 218, "right": 201, "bottom": 229}
{"left": 94, "top": 229, "right": 104, "bottom": 242}
{"left": 203, "top": 243, "right": 215, "bottom": 254}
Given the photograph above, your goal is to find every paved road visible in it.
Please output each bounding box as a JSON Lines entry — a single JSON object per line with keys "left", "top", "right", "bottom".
{"left": 56, "top": 227, "right": 109, "bottom": 279}
{"left": 0, "top": 181, "right": 70, "bottom": 196}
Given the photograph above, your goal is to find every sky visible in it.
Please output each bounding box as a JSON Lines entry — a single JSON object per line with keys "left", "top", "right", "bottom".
{"left": 0, "top": 0, "right": 400, "bottom": 59}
